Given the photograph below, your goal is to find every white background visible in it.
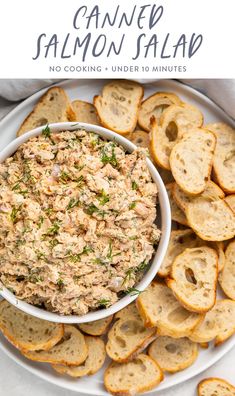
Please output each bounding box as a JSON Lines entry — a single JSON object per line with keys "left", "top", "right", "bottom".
{"left": 0, "top": 0, "right": 235, "bottom": 78}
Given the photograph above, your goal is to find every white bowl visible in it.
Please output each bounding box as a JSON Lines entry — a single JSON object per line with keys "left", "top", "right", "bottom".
{"left": 0, "top": 122, "right": 171, "bottom": 323}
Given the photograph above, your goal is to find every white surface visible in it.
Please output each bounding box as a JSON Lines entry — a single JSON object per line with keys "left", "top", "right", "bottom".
{"left": 0, "top": 79, "right": 234, "bottom": 395}
{"left": 0, "top": 122, "right": 171, "bottom": 323}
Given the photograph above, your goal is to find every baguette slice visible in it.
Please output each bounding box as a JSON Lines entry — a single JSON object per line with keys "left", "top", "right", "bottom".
{"left": 72, "top": 100, "right": 100, "bottom": 125}
{"left": 94, "top": 80, "right": 143, "bottom": 135}
{"left": 189, "top": 299, "right": 235, "bottom": 345}
{"left": 208, "top": 242, "right": 225, "bottom": 272}
{"left": 129, "top": 129, "right": 150, "bottom": 150}
{"left": 148, "top": 336, "right": 198, "bottom": 373}
{"left": 225, "top": 194, "right": 235, "bottom": 213}
{"left": 198, "top": 378, "right": 235, "bottom": 396}
{"left": 115, "top": 303, "right": 141, "bottom": 322}
{"left": 172, "top": 181, "right": 225, "bottom": 212}
{"left": 17, "top": 87, "right": 76, "bottom": 136}
{"left": 52, "top": 336, "right": 106, "bottom": 377}
{"left": 150, "top": 103, "right": 203, "bottom": 170}
{"left": 136, "top": 282, "right": 203, "bottom": 338}
{"left": 186, "top": 197, "right": 235, "bottom": 241}
{"left": 219, "top": 240, "right": 235, "bottom": 300}
{"left": 138, "top": 92, "right": 182, "bottom": 132}
{"left": 166, "top": 183, "right": 188, "bottom": 226}
{"left": 166, "top": 247, "right": 218, "bottom": 313}
{"left": 206, "top": 122, "right": 235, "bottom": 193}
{"left": 23, "top": 325, "right": 88, "bottom": 365}
{"left": 104, "top": 354, "right": 164, "bottom": 396}
{"left": 169, "top": 129, "right": 216, "bottom": 195}
{"left": 157, "top": 167, "right": 175, "bottom": 185}
{"left": 106, "top": 313, "right": 156, "bottom": 363}
{"left": 158, "top": 229, "right": 198, "bottom": 278}
{"left": 78, "top": 316, "right": 113, "bottom": 336}
{"left": 0, "top": 300, "right": 64, "bottom": 352}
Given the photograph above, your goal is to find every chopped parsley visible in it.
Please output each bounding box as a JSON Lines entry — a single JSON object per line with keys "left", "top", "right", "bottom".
{"left": 86, "top": 204, "right": 106, "bottom": 218}
{"left": 98, "top": 298, "right": 111, "bottom": 308}
{"left": 10, "top": 205, "right": 22, "bottom": 224}
{"left": 131, "top": 181, "right": 138, "bottom": 190}
{"left": 42, "top": 125, "right": 51, "bottom": 138}
{"left": 38, "top": 216, "right": 44, "bottom": 229}
{"left": 12, "top": 183, "right": 28, "bottom": 197}
{"left": 129, "top": 202, "right": 136, "bottom": 210}
{"left": 57, "top": 278, "right": 65, "bottom": 291}
{"left": 101, "top": 144, "right": 118, "bottom": 167}
{"left": 45, "top": 220, "right": 61, "bottom": 236}
{"left": 125, "top": 287, "right": 142, "bottom": 297}
{"left": 98, "top": 190, "right": 110, "bottom": 206}
{"left": 68, "top": 246, "right": 93, "bottom": 262}
{"left": 67, "top": 198, "right": 80, "bottom": 210}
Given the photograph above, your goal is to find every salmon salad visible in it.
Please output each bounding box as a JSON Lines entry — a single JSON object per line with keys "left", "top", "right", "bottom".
{"left": 0, "top": 128, "right": 160, "bottom": 315}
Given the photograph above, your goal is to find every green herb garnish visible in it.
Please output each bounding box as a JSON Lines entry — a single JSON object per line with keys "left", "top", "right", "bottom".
{"left": 129, "top": 202, "right": 136, "bottom": 210}
{"left": 67, "top": 198, "right": 80, "bottom": 210}
{"left": 98, "top": 189, "right": 110, "bottom": 206}
{"left": 131, "top": 181, "right": 138, "bottom": 190}
{"left": 101, "top": 144, "right": 118, "bottom": 167}
{"left": 125, "top": 287, "right": 142, "bottom": 297}
{"left": 45, "top": 220, "right": 61, "bottom": 236}
{"left": 10, "top": 205, "right": 22, "bottom": 224}
{"left": 98, "top": 298, "right": 111, "bottom": 308}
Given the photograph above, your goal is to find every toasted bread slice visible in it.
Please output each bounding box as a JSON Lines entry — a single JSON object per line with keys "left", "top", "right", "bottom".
{"left": 78, "top": 316, "right": 113, "bottom": 336}
{"left": 186, "top": 197, "right": 235, "bottom": 241}
{"left": 198, "top": 378, "right": 235, "bottom": 396}
{"left": 225, "top": 194, "right": 235, "bottom": 213}
{"left": 115, "top": 303, "right": 143, "bottom": 321}
{"left": 17, "top": 87, "right": 76, "bottom": 136}
{"left": 72, "top": 100, "right": 100, "bottom": 125}
{"left": 150, "top": 103, "right": 203, "bottom": 170}
{"left": 23, "top": 325, "right": 88, "bottom": 365}
{"left": 169, "top": 129, "right": 216, "bottom": 195}
{"left": 94, "top": 80, "right": 143, "bottom": 135}
{"left": 208, "top": 242, "right": 225, "bottom": 272}
{"left": 136, "top": 282, "right": 203, "bottom": 338}
{"left": 172, "top": 181, "right": 225, "bottom": 212}
{"left": 148, "top": 336, "right": 198, "bottom": 373}
{"left": 104, "top": 354, "right": 164, "bottom": 396}
{"left": 158, "top": 229, "right": 198, "bottom": 277}
{"left": 219, "top": 240, "right": 235, "bottom": 300}
{"left": 106, "top": 313, "right": 156, "bottom": 363}
{"left": 166, "top": 183, "right": 188, "bottom": 226}
{"left": 0, "top": 301, "right": 64, "bottom": 352}
{"left": 157, "top": 167, "right": 175, "bottom": 185}
{"left": 206, "top": 123, "right": 235, "bottom": 193}
{"left": 166, "top": 247, "right": 218, "bottom": 313}
{"left": 129, "top": 129, "right": 150, "bottom": 150}
{"left": 52, "top": 336, "right": 106, "bottom": 377}
{"left": 138, "top": 92, "right": 182, "bottom": 132}
{"left": 189, "top": 299, "right": 235, "bottom": 345}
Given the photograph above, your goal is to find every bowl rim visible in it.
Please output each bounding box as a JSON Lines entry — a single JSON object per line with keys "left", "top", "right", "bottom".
{"left": 0, "top": 122, "right": 171, "bottom": 323}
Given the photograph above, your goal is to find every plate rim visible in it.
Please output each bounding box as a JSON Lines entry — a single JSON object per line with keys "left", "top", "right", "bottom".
{"left": 0, "top": 78, "right": 234, "bottom": 395}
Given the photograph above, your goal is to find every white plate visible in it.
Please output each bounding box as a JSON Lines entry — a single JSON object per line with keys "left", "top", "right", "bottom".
{"left": 0, "top": 79, "right": 234, "bottom": 395}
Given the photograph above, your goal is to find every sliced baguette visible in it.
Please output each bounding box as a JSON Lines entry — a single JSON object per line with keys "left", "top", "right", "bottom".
{"left": 52, "top": 336, "right": 106, "bottom": 377}
{"left": 169, "top": 129, "right": 216, "bottom": 195}
{"left": 106, "top": 313, "right": 156, "bottom": 363}
{"left": 198, "top": 377, "right": 235, "bottom": 396}
{"left": 138, "top": 91, "right": 182, "bottom": 132}
{"left": 72, "top": 100, "right": 100, "bottom": 125}
{"left": 166, "top": 247, "right": 218, "bottom": 313}
{"left": 129, "top": 129, "right": 150, "bottom": 149}
{"left": 150, "top": 103, "right": 203, "bottom": 170}
{"left": 189, "top": 299, "right": 235, "bottom": 345}
{"left": 172, "top": 181, "right": 225, "bottom": 212}
{"left": 78, "top": 316, "right": 113, "bottom": 336}
{"left": 115, "top": 303, "right": 141, "bottom": 321}
{"left": 158, "top": 229, "right": 198, "bottom": 278}
{"left": 23, "top": 325, "right": 88, "bottom": 365}
{"left": 148, "top": 336, "right": 198, "bottom": 373}
{"left": 0, "top": 300, "right": 64, "bottom": 352}
{"left": 166, "top": 183, "right": 188, "bottom": 226}
{"left": 186, "top": 197, "right": 235, "bottom": 241}
{"left": 206, "top": 122, "right": 235, "bottom": 193}
{"left": 136, "top": 282, "right": 203, "bottom": 338}
{"left": 225, "top": 194, "right": 235, "bottom": 213}
{"left": 17, "top": 87, "right": 76, "bottom": 136}
{"left": 219, "top": 239, "right": 235, "bottom": 300}
{"left": 157, "top": 167, "right": 175, "bottom": 185}
{"left": 94, "top": 80, "right": 143, "bottom": 135}
{"left": 104, "top": 354, "right": 164, "bottom": 396}
{"left": 208, "top": 241, "right": 225, "bottom": 272}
